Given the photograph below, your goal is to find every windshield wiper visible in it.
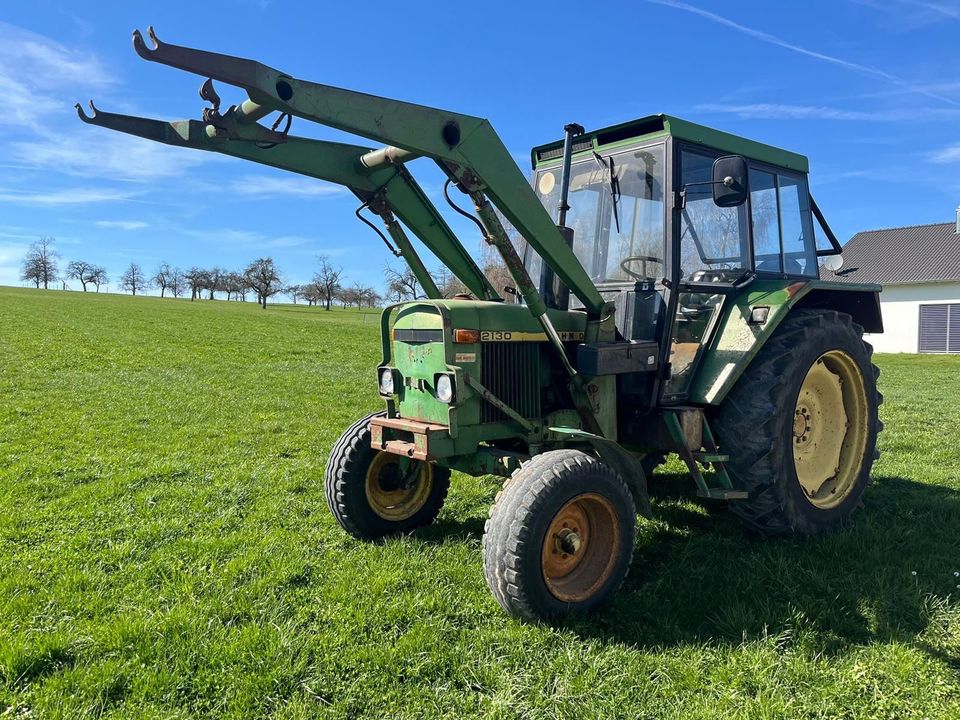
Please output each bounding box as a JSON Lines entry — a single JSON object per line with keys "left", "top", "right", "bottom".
{"left": 593, "top": 151, "right": 621, "bottom": 233}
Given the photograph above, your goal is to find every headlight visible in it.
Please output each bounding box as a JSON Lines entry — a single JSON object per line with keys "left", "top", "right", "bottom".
{"left": 435, "top": 374, "right": 454, "bottom": 404}
{"left": 378, "top": 367, "right": 395, "bottom": 396}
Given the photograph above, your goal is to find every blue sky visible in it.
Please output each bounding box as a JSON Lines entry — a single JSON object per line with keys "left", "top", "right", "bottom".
{"left": 2, "top": 0, "right": 959, "bottom": 294}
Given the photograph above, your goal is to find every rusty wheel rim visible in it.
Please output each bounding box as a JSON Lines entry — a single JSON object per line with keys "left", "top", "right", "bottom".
{"left": 364, "top": 452, "right": 433, "bottom": 522}
{"left": 541, "top": 493, "right": 620, "bottom": 603}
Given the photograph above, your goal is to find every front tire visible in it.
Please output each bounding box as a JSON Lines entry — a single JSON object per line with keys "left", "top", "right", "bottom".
{"left": 714, "top": 309, "right": 882, "bottom": 535}
{"left": 324, "top": 412, "right": 450, "bottom": 539}
{"left": 482, "top": 449, "right": 636, "bottom": 620}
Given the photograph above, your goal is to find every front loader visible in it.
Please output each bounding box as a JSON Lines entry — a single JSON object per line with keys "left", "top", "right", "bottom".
{"left": 82, "top": 28, "right": 884, "bottom": 621}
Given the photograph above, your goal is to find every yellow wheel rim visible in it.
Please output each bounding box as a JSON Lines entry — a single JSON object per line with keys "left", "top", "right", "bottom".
{"left": 541, "top": 493, "right": 620, "bottom": 602}
{"left": 364, "top": 452, "right": 434, "bottom": 522}
{"left": 793, "top": 350, "right": 869, "bottom": 510}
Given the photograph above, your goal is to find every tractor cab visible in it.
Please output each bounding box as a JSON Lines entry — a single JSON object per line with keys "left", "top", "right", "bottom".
{"left": 526, "top": 114, "right": 824, "bottom": 404}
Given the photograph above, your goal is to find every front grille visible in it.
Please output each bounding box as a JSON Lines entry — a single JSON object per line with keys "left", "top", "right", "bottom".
{"left": 480, "top": 342, "right": 541, "bottom": 423}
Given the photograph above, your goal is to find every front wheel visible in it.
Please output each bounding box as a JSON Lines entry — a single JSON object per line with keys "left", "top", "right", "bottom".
{"left": 482, "top": 449, "right": 636, "bottom": 620}
{"left": 324, "top": 412, "right": 450, "bottom": 539}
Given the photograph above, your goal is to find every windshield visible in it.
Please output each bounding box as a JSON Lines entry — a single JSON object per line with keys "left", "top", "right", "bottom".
{"left": 528, "top": 143, "right": 666, "bottom": 284}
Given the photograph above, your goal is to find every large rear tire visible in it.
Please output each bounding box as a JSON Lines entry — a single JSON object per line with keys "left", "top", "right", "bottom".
{"left": 713, "top": 309, "right": 882, "bottom": 535}
{"left": 482, "top": 449, "right": 636, "bottom": 620}
{"left": 324, "top": 412, "right": 450, "bottom": 540}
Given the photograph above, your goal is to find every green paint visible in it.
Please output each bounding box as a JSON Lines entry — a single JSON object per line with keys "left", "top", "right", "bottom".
{"left": 533, "top": 114, "right": 809, "bottom": 173}
{"left": 690, "top": 279, "right": 882, "bottom": 404}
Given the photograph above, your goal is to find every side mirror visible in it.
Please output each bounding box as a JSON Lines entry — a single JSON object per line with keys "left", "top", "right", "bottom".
{"left": 712, "top": 155, "right": 749, "bottom": 207}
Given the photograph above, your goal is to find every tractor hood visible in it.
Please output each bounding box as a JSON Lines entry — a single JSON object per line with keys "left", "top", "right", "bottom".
{"left": 382, "top": 300, "right": 587, "bottom": 431}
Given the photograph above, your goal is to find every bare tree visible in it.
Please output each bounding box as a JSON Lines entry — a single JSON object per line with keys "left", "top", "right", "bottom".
{"left": 221, "top": 271, "right": 247, "bottom": 301}
{"left": 338, "top": 285, "right": 356, "bottom": 309}
{"left": 153, "top": 263, "right": 174, "bottom": 298}
{"left": 384, "top": 262, "right": 423, "bottom": 302}
{"left": 365, "top": 288, "right": 382, "bottom": 308}
{"left": 184, "top": 267, "right": 205, "bottom": 300}
{"left": 302, "top": 282, "right": 321, "bottom": 306}
{"left": 433, "top": 266, "right": 468, "bottom": 298}
{"left": 244, "top": 257, "right": 282, "bottom": 309}
{"left": 65, "top": 259, "right": 99, "bottom": 292}
{"left": 20, "top": 237, "right": 59, "bottom": 289}
{"left": 120, "top": 262, "right": 148, "bottom": 296}
{"left": 285, "top": 284, "right": 304, "bottom": 304}
{"left": 314, "top": 255, "right": 343, "bottom": 311}
{"left": 480, "top": 242, "right": 513, "bottom": 296}
{"left": 198, "top": 267, "right": 223, "bottom": 300}
{"left": 345, "top": 281, "right": 377, "bottom": 310}
{"left": 169, "top": 267, "right": 185, "bottom": 298}
{"left": 92, "top": 266, "right": 108, "bottom": 292}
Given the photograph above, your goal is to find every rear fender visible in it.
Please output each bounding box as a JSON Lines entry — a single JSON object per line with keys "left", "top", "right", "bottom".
{"left": 689, "top": 280, "right": 882, "bottom": 405}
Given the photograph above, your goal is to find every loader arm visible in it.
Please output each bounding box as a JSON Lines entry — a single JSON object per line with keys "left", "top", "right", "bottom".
{"left": 75, "top": 103, "right": 497, "bottom": 301}
{"left": 126, "top": 27, "right": 606, "bottom": 317}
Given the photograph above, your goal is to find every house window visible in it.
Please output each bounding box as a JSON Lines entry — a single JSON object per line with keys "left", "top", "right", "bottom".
{"left": 918, "top": 303, "right": 960, "bottom": 353}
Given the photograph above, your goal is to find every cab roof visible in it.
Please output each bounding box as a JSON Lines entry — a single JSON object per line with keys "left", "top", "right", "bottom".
{"left": 530, "top": 113, "right": 809, "bottom": 174}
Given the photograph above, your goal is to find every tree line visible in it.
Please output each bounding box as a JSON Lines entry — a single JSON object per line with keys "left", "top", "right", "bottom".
{"left": 19, "top": 236, "right": 515, "bottom": 310}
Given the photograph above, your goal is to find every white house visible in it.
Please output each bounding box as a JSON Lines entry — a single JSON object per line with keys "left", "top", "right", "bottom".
{"left": 833, "top": 211, "right": 960, "bottom": 353}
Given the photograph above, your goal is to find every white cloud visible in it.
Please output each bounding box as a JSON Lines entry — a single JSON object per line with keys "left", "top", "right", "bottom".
{"left": 0, "top": 22, "right": 112, "bottom": 131}
{"left": 648, "top": 0, "right": 959, "bottom": 106}
{"left": 698, "top": 104, "right": 873, "bottom": 121}
{"left": 95, "top": 220, "right": 149, "bottom": 230}
{"left": 10, "top": 130, "right": 209, "bottom": 182}
{"left": 0, "top": 224, "right": 40, "bottom": 240}
{"left": 0, "top": 22, "right": 112, "bottom": 87}
{"left": 0, "top": 187, "right": 140, "bottom": 206}
{"left": 851, "top": 0, "right": 960, "bottom": 23}
{"left": 929, "top": 144, "right": 960, "bottom": 164}
{"left": 697, "top": 102, "right": 960, "bottom": 121}
{"left": 228, "top": 174, "right": 346, "bottom": 199}
{"left": 0, "top": 22, "right": 210, "bottom": 184}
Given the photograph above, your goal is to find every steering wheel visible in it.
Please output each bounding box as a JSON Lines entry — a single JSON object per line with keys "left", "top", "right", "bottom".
{"left": 619, "top": 255, "right": 662, "bottom": 281}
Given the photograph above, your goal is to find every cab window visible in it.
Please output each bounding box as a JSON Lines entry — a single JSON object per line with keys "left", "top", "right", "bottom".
{"left": 778, "top": 174, "right": 817, "bottom": 276}
{"left": 749, "top": 166, "right": 818, "bottom": 277}
{"left": 749, "top": 169, "right": 781, "bottom": 273}
{"left": 679, "top": 149, "right": 749, "bottom": 282}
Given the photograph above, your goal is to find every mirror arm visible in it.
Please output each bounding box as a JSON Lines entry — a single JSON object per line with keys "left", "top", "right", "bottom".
{"left": 811, "top": 195, "right": 844, "bottom": 256}
{"left": 678, "top": 178, "right": 736, "bottom": 209}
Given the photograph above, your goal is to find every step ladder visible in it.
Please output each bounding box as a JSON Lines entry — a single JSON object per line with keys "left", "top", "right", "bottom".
{"left": 663, "top": 409, "right": 749, "bottom": 501}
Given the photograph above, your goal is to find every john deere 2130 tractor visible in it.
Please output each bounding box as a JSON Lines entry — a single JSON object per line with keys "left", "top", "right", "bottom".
{"left": 82, "top": 29, "right": 883, "bottom": 620}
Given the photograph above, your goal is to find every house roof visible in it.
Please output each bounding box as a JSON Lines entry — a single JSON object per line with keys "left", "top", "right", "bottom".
{"left": 832, "top": 221, "right": 960, "bottom": 285}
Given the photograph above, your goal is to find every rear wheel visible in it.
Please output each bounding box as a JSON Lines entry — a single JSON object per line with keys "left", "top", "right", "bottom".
{"left": 714, "top": 310, "right": 881, "bottom": 535}
{"left": 324, "top": 412, "right": 450, "bottom": 539}
{"left": 482, "top": 449, "right": 636, "bottom": 620}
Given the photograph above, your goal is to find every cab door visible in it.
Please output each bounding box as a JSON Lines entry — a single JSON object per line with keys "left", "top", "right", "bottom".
{"left": 663, "top": 146, "right": 752, "bottom": 402}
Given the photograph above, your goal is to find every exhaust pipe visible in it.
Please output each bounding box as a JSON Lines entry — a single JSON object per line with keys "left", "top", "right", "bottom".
{"left": 541, "top": 122, "right": 584, "bottom": 311}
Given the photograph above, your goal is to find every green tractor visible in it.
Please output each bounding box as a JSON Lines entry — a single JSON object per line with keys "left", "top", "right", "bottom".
{"left": 82, "top": 28, "right": 883, "bottom": 621}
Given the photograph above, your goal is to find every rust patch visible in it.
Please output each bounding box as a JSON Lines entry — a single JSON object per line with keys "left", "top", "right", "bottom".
{"left": 785, "top": 281, "right": 809, "bottom": 299}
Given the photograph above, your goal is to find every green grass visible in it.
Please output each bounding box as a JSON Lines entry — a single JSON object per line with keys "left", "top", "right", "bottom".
{"left": 1, "top": 286, "right": 958, "bottom": 719}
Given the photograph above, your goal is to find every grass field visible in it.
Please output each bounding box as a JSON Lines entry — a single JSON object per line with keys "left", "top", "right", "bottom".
{"left": 1, "top": 286, "right": 959, "bottom": 719}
